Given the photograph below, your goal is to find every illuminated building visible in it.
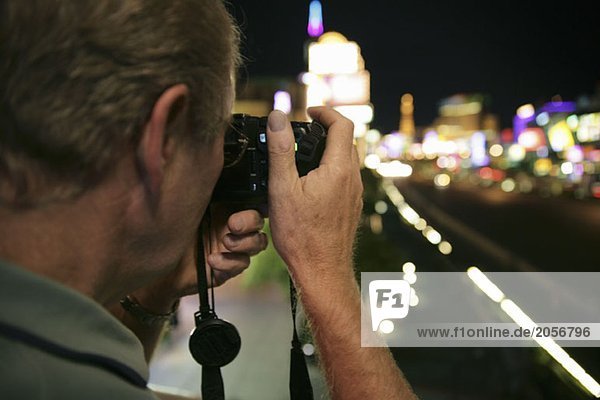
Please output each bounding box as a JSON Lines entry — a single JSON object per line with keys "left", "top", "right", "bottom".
{"left": 431, "top": 93, "right": 499, "bottom": 140}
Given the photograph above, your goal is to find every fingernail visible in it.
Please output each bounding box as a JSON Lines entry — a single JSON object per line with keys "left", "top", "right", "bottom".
{"left": 268, "top": 110, "right": 286, "bottom": 132}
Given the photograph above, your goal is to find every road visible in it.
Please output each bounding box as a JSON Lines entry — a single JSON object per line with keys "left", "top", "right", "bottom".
{"left": 395, "top": 176, "right": 600, "bottom": 273}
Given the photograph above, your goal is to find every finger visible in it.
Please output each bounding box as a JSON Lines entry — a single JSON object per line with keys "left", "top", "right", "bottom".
{"left": 266, "top": 110, "right": 299, "bottom": 195}
{"left": 207, "top": 252, "right": 250, "bottom": 286}
{"left": 223, "top": 232, "right": 268, "bottom": 255}
{"left": 307, "top": 106, "right": 354, "bottom": 165}
{"left": 228, "top": 209, "right": 264, "bottom": 234}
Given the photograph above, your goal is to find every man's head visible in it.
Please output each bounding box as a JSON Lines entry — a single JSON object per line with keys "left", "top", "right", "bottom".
{"left": 0, "top": 0, "right": 240, "bottom": 208}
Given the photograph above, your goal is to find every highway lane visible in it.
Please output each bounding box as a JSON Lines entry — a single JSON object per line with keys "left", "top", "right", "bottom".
{"left": 394, "top": 177, "right": 600, "bottom": 273}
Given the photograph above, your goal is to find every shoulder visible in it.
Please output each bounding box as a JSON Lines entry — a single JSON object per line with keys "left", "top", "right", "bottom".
{"left": 0, "top": 335, "right": 158, "bottom": 400}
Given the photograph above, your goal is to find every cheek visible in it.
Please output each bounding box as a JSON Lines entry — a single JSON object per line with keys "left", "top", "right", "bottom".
{"left": 207, "top": 136, "right": 225, "bottom": 188}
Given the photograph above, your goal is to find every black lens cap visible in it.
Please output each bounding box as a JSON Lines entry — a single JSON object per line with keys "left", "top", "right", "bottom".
{"left": 189, "top": 319, "right": 241, "bottom": 367}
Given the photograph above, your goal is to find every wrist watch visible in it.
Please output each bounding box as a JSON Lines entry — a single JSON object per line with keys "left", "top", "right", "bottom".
{"left": 120, "top": 295, "right": 180, "bottom": 327}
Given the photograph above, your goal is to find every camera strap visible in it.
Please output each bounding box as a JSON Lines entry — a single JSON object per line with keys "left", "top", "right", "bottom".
{"left": 289, "top": 279, "right": 314, "bottom": 400}
{"left": 190, "top": 212, "right": 241, "bottom": 400}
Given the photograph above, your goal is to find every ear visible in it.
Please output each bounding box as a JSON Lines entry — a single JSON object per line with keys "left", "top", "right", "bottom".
{"left": 137, "top": 84, "right": 190, "bottom": 198}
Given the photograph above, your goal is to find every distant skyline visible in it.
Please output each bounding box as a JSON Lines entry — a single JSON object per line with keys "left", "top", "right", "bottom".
{"left": 228, "top": 1, "right": 600, "bottom": 133}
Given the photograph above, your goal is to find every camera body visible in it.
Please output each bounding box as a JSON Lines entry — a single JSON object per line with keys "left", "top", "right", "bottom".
{"left": 211, "top": 114, "right": 327, "bottom": 206}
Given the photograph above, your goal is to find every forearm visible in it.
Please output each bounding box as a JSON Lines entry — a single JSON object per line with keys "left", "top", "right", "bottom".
{"left": 296, "top": 265, "right": 417, "bottom": 400}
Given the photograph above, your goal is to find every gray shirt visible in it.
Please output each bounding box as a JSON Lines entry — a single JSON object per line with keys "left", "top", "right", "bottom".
{"left": 0, "top": 259, "right": 158, "bottom": 399}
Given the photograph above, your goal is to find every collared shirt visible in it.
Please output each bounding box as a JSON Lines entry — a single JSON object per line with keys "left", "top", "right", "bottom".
{"left": 0, "top": 259, "right": 158, "bottom": 399}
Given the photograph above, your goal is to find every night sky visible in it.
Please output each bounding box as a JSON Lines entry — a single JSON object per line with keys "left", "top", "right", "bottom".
{"left": 227, "top": 1, "right": 600, "bottom": 133}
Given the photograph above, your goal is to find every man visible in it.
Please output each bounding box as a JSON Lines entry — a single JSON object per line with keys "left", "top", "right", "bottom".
{"left": 0, "top": 1, "right": 416, "bottom": 399}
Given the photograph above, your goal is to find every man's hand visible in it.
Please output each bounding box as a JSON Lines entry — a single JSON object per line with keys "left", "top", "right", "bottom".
{"left": 266, "top": 107, "right": 363, "bottom": 286}
{"left": 265, "top": 108, "right": 417, "bottom": 400}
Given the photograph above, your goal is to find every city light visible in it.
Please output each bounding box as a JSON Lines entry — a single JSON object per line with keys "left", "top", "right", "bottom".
{"left": 489, "top": 144, "right": 504, "bottom": 157}
{"left": 273, "top": 90, "right": 292, "bottom": 114}
{"left": 307, "top": 1, "right": 324, "bottom": 37}
{"left": 376, "top": 161, "right": 413, "bottom": 178}
{"left": 466, "top": 267, "right": 505, "bottom": 303}
{"left": 548, "top": 120, "right": 575, "bottom": 152}
{"left": 467, "top": 267, "right": 600, "bottom": 398}
{"left": 438, "top": 241, "right": 453, "bottom": 255}
{"left": 308, "top": 32, "right": 361, "bottom": 74}
{"left": 516, "top": 104, "right": 535, "bottom": 119}
{"left": 364, "top": 154, "right": 381, "bottom": 170}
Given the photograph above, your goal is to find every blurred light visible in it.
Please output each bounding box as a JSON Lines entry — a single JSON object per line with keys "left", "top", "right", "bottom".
{"left": 501, "top": 178, "right": 516, "bottom": 192}
{"left": 376, "top": 161, "right": 413, "bottom": 178}
{"left": 534, "top": 158, "right": 553, "bottom": 176}
{"left": 479, "top": 167, "right": 493, "bottom": 180}
{"left": 273, "top": 91, "right": 292, "bottom": 114}
{"left": 353, "top": 123, "right": 367, "bottom": 139}
{"left": 566, "top": 145, "right": 584, "bottom": 163}
{"left": 398, "top": 203, "right": 420, "bottom": 225}
{"left": 535, "top": 112, "right": 550, "bottom": 126}
{"left": 374, "top": 200, "right": 388, "bottom": 214}
{"left": 300, "top": 72, "right": 318, "bottom": 85}
{"left": 328, "top": 72, "right": 370, "bottom": 104}
{"left": 378, "top": 320, "right": 394, "bottom": 334}
{"left": 466, "top": 266, "right": 505, "bottom": 303}
{"left": 436, "top": 156, "right": 449, "bottom": 169}
{"left": 471, "top": 131, "right": 489, "bottom": 167}
{"left": 519, "top": 179, "right": 533, "bottom": 193}
{"left": 438, "top": 241, "right": 453, "bottom": 255}
{"left": 501, "top": 128, "right": 514, "bottom": 144}
{"left": 305, "top": 77, "right": 330, "bottom": 107}
{"left": 365, "top": 129, "right": 381, "bottom": 144}
{"left": 364, "top": 154, "right": 381, "bottom": 170}
{"left": 403, "top": 272, "right": 417, "bottom": 285}
{"left": 440, "top": 101, "right": 482, "bottom": 117}
{"left": 548, "top": 120, "right": 575, "bottom": 152}
{"left": 434, "top": 173, "right": 451, "bottom": 188}
{"left": 576, "top": 113, "right": 600, "bottom": 143}
{"left": 309, "top": 32, "right": 361, "bottom": 74}
{"left": 425, "top": 228, "right": 442, "bottom": 245}
{"left": 414, "top": 218, "right": 427, "bottom": 231}
{"left": 409, "top": 292, "right": 419, "bottom": 307}
{"left": 592, "top": 182, "right": 600, "bottom": 199}
{"left": 507, "top": 144, "right": 526, "bottom": 162}
{"left": 516, "top": 104, "right": 535, "bottom": 119}
{"left": 307, "top": 1, "right": 324, "bottom": 37}
{"left": 468, "top": 265, "right": 600, "bottom": 397}
{"left": 302, "top": 343, "right": 316, "bottom": 356}
{"left": 402, "top": 262, "right": 416, "bottom": 274}
{"left": 422, "top": 130, "right": 439, "bottom": 157}
{"left": 383, "top": 132, "right": 406, "bottom": 158}
{"left": 518, "top": 128, "right": 546, "bottom": 150}
{"left": 560, "top": 161, "right": 574, "bottom": 175}
{"left": 489, "top": 144, "right": 504, "bottom": 157}
{"left": 566, "top": 114, "right": 579, "bottom": 130}
{"left": 369, "top": 214, "right": 383, "bottom": 234}
{"left": 334, "top": 104, "right": 374, "bottom": 124}
{"left": 409, "top": 143, "right": 424, "bottom": 160}
{"left": 500, "top": 299, "right": 600, "bottom": 398}
{"left": 536, "top": 146, "right": 549, "bottom": 158}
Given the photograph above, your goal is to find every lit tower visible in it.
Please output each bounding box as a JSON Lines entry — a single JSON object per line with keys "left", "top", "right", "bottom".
{"left": 307, "top": 1, "right": 324, "bottom": 38}
{"left": 399, "top": 93, "right": 415, "bottom": 143}
{"left": 300, "top": 18, "right": 373, "bottom": 162}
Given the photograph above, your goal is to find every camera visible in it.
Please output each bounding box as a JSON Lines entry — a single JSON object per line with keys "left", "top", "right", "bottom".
{"left": 211, "top": 114, "right": 327, "bottom": 206}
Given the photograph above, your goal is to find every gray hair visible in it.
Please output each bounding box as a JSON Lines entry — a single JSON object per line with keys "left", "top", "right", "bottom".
{"left": 0, "top": 0, "right": 241, "bottom": 207}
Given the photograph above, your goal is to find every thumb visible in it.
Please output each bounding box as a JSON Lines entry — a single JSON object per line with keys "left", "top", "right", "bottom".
{"left": 266, "top": 110, "right": 299, "bottom": 195}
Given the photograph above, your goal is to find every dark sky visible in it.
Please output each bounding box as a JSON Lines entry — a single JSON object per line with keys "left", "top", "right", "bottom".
{"left": 227, "top": 1, "right": 600, "bottom": 132}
